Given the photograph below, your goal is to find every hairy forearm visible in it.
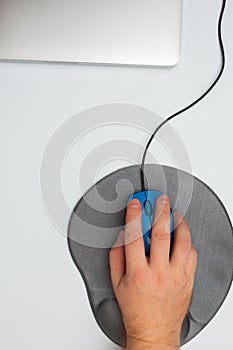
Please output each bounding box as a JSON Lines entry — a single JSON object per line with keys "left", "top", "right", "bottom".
{"left": 126, "top": 348, "right": 178, "bottom": 350}
{"left": 126, "top": 344, "right": 179, "bottom": 350}
{"left": 125, "top": 338, "right": 180, "bottom": 350}
{"left": 126, "top": 345, "right": 179, "bottom": 350}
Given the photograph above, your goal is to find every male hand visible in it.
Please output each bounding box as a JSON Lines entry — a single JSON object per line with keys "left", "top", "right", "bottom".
{"left": 109, "top": 195, "right": 198, "bottom": 350}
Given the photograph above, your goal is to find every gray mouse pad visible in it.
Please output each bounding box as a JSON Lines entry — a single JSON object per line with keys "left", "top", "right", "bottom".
{"left": 67, "top": 164, "right": 233, "bottom": 347}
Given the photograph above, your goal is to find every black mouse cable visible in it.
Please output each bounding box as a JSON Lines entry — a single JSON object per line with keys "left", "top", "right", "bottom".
{"left": 140, "top": 0, "right": 226, "bottom": 191}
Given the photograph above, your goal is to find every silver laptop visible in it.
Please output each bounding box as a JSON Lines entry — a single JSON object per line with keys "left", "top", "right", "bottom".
{"left": 0, "top": 0, "right": 183, "bottom": 67}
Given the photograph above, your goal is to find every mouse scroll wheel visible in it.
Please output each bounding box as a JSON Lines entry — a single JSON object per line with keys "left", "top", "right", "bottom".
{"left": 144, "top": 200, "right": 153, "bottom": 216}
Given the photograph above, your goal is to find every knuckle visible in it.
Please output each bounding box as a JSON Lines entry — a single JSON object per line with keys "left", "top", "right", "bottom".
{"left": 185, "top": 278, "right": 195, "bottom": 293}
{"left": 155, "top": 272, "right": 168, "bottom": 289}
{"left": 125, "top": 230, "right": 142, "bottom": 244}
{"left": 191, "top": 246, "right": 198, "bottom": 259}
{"left": 130, "top": 270, "right": 147, "bottom": 288}
{"left": 187, "top": 247, "right": 198, "bottom": 267}
{"left": 182, "top": 240, "right": 192, "bottom": 252}
{"left": 153, "top": 229, "right": 170, "bottom": 241}
{"left": 173, "top": 274, "right": 185, "bottom": 289}
{"left": 153, "top": 215, "right": 171, "bottom": 236}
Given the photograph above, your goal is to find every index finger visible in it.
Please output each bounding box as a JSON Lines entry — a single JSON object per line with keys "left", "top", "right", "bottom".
{"left": 124, "top": 199, "right": 148, "bottom": 275}
{"left": 149, "top": 195, "right": 171, "bottom": 269}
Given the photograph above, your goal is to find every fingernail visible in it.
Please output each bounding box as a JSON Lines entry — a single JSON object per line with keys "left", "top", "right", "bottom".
{"left": 173, "top": 211, "right": 183, "bottom": 223}
{"left": 174, "top": 211, "right": 181, "bottom": 218}
{"left": 129, "top": 199, "right": 140, "bottom": 209}
{"left": 158, "top": 194, "right": 169, "bottom": 204}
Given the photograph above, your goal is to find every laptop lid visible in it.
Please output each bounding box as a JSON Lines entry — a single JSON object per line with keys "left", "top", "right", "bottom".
{"left": 0, "top": 0, "right": 183, "bottom": 66}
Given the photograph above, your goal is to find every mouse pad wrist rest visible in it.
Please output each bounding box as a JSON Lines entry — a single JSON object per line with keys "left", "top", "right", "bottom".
{"left": 67, "top": 164, "right": 233, "bottom": 347}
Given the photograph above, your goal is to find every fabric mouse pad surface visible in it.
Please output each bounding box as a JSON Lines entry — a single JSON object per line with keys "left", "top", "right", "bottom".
{"left": 68, "top": 164, "right": 233, "bottom": 347}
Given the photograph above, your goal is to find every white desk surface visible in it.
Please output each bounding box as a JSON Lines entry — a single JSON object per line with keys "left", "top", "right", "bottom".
{"left": 0, "top": 0, "right": 232, "bottom": 349}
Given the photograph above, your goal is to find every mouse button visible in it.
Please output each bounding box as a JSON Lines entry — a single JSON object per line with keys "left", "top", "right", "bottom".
{"left": 147, "top": 190, "right": 162, "bottom": 204}
{"left": 127, "top": 191, "right": 146, "bottom": 206}
{"left": 144, "top": 200, "right": 153, "bottom": 216}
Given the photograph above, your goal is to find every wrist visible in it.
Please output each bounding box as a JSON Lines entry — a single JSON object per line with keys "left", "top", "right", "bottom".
{"left": 126, "top": 338, "right": 180, "bottom": 350}
{"left": 126, "top": 345, "right": 179, "bottom": 350}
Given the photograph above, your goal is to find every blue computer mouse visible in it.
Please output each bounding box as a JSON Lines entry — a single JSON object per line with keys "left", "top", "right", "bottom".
{"left": 127, "top": 190, "right": 174, "bottom": 256}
